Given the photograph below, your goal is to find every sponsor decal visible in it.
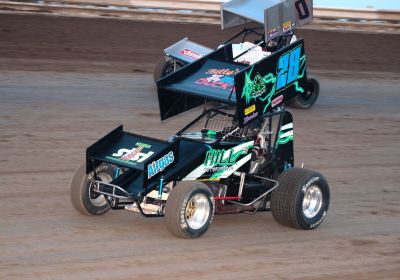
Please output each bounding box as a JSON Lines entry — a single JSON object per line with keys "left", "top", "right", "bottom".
{"left": 147, "top": 151, "right": 174, "bottom": 179}
{"left": 243, "top": 112, "right": 259, "bottom": 124}
{"left": 302, "top": 176, "right": 319, "bottom": 193}
{"left": 283, "top": 20, "right": 296, "bottom": 33}
{"left": 136, "top": 142, "right": 151, "bottom": 149}
{"left": 271, "top": 95, "right": 283, "bottom": 108}
{"left": 203, "top": 143, "right": 252, "bottom": 179}
{"left": 120, "top": 146, "right": 143, "bottom": 161}
{"left": 194, "top": 68, "right": 240, "bottom": 91}
{"left": 204, "top": 148, "right": 244, "bottom": 167}
{"left": 241, "top": 45, "right": 306, "bottom": 114}
{"left": 238, "top": 60, "right": 251, "bottom": 65}
{"left": 268, "top": 28, "right": 279, "bottom": 39}
{"left": 208, "top": 74, "right": 224, "bottom": 82}
{"left": 195, "top": 78, "right": 234, "bottom": 90}
{"left": 206, "top": 68, "right": 241, "bottom": 76}
{"left": 179, "top": 48, "right": 204, "bottom": 60}
{"left": 204, "top": 166, "right": 235, "bottom": 172}
{"left": 108, "top": 143, "right": 154, "bottom": 164}
{"left": 182, "top": 141, "right": 253, "bottom": 181}
{"left": 244, "top": 104, "right": 256, "bottom": 116}
{"left": 310, "top": 211, "right": 326, "bottom": 228}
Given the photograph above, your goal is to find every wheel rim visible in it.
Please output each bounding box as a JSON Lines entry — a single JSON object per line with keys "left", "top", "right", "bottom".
{"left": 302, "top": 185, "right": 323, "bottom": 218}
{"left": 164, "top": 61, "right": 182, "bottom": 76}
{"left": 185, "top": 194, "right": 210, "bottom": 230}
{"left": 89, "top": 173, "right": 112, "bottom": 207}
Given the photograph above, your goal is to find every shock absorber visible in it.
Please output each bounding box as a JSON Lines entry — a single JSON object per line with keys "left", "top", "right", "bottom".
{"left": 249, "top": 135, "right": 266, "bottom": 174}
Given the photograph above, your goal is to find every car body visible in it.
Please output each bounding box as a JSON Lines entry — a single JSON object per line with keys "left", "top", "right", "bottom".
{"left": 71, "top": 35, "right": 330, "bottom": 238}
{"left": 154, "top": 0, "right": 320, "bottom": 109}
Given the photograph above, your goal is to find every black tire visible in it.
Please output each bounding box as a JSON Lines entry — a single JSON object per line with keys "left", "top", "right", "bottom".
{"left": 165, "top": 181, "right": 215, "bottom": 238}
{"left": 270, "top": 167, "right": 330, "bottom": 230}
{"left": 153, "top": 56, "right": 184, "bottom": 82}
{"left": 286, "top": 77, "right": 319, "bottom": 109}
{"left": 70, "top": 163, "right": 116, "bottom": 216}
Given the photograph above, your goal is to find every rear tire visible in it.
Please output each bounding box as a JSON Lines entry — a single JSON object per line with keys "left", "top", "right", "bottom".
{"left": 165, "top": 182, "right": 214, "bottom": 238}
{"left": 71, "top": 163, "right": 116, "bottom": 215}
{"left": 270, "top": 167, "right": 330, "bottom": 229}
{"left": 286, "top": 77, "right": 319, "bottom": 109}
{"left": 153, "top": 56, "right": 184, "bottom": 82}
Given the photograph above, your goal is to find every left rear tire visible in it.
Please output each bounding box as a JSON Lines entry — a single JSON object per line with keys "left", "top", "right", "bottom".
{"left": 71, "top": 163, "right": 116, "bottom": 215}
{"left": 153, "top": 56, "right": 184, "bottom": 82}
{"left": 286, "top": 77, "right": 319, "bottom": 109}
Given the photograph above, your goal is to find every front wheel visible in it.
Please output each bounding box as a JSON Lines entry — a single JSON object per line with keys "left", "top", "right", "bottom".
{"left": 286, "top": 77, "right": 320, "bottom": 109}
{"left": 270, "top": 167, "right": 330, "bottom": 229}
{"left": 70, "top": 163, "right": 116, "bottom": 215}
{"left": 165, "top": 182, "right": 214, "bottom": 238}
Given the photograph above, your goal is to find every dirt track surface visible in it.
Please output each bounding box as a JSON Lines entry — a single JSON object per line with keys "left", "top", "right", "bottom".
{"left": 1, "top": 13, "right": 400, "bottom": 280}
{"left": 1, "top": 14, "right": 400, "bottom": 73}
{"left": 1, "top": 70, "right": 400, "bottom": 279}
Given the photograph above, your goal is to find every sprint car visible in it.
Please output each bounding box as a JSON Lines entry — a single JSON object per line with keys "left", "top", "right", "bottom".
{"left": 71, "top": 26, "right": 330, "bottom": 238}
{"left": 154, "top": 0, "right": 320, "bottom": 109}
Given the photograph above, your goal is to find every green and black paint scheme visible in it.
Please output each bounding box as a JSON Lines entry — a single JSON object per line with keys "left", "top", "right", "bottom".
{"left": 86, "top": 39, "right": 306, "bottom": 214}
{"left": 157, "top": 39, "right": 307, "bottom": 126}
{"left": 235, "top": 39, "right": 306, "bottom": 126}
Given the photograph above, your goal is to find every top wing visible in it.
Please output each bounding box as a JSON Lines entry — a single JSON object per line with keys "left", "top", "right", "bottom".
{"left": 157, "top": 40, "right": 308, "bottom": 126}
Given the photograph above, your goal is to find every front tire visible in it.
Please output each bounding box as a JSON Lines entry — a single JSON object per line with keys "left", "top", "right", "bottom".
{"left": 286, "top": 77, "right": 319, "bottom": 109}
{"left": 165, "top": 182, "right": 214, "bottom": 238}
{"left": 270, "top": 167, "right": 330, "bottom": 229}
{"left": 70, "top": 163, "right": 116, "bottom": 215}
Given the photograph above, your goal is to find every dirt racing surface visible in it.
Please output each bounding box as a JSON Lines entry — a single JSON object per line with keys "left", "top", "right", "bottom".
{"left": 1, "top": 14, "right": 400, "bottom": 73}
{"left": 1, "top": 14, "right": 400, "bottom": 279}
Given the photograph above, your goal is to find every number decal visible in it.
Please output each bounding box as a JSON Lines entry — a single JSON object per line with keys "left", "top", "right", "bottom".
{"left": 287, "top": 46, "right": 301, "bottom": 84}
{"left": 276, "top": 46, "right": 301, "bottom": 91}
{"left": 276, "top": 53, "right": 289, "bottom": 90}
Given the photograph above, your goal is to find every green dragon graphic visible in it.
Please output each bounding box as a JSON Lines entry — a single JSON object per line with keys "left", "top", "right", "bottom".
{"left": 241, "top": 54, "right": 306, "bottom": 114}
